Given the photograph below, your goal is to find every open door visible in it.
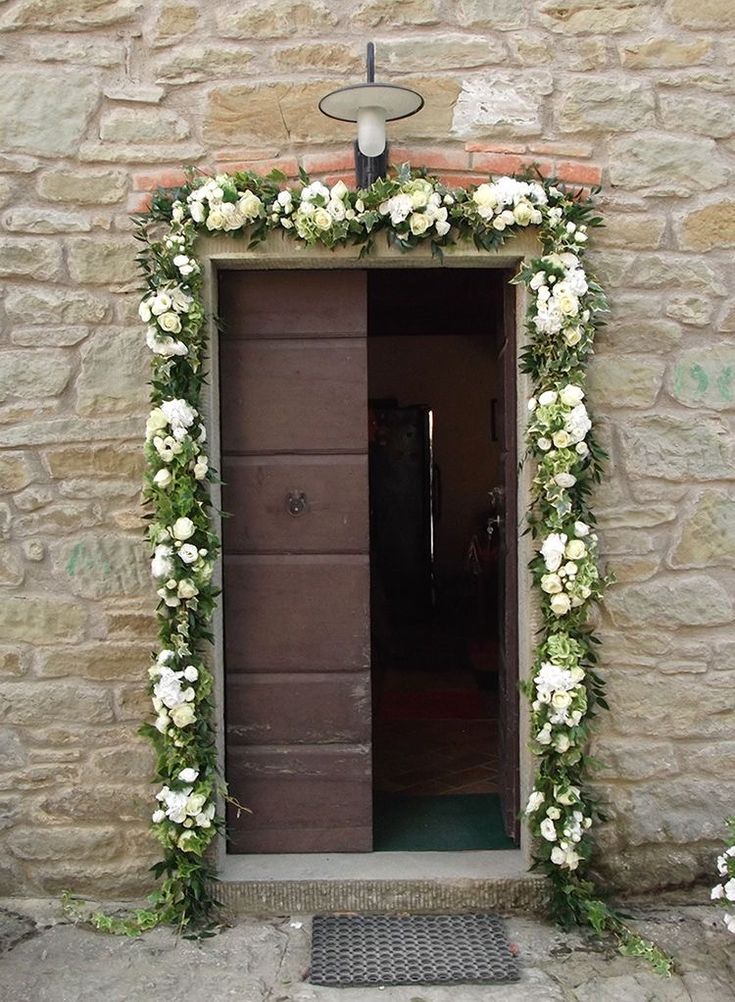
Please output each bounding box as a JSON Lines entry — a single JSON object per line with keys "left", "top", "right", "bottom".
{"left": 497, "top": 277, "right": 520, "bottom": 842}
{"left": 218, "top": 269, "right": 372, "bottom": 853}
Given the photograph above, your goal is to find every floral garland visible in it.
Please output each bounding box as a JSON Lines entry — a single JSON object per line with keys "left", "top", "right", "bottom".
{"left": 133, "top": 163, "right": 617, "bottom": 934}
{"left": 711, "top": 817, "right": 735, "bottom": 933}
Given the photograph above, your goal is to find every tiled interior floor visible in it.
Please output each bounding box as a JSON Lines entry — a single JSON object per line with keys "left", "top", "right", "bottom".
{"left": 373, "top": 637, "right": 500, "bottom": 796}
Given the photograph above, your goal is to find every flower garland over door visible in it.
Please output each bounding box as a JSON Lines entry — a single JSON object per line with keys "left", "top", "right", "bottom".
{"left": 136, "top": 165, "right": 610, "bottom": 932}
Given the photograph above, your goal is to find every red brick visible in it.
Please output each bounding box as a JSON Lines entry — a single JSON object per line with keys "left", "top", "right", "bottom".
{"left": 390, "top": 146, "right": 470, "bottom": 171}
{"left": 434, "top": 171, "right": 488, "bottom": 189}
{"left": 132, "top": 169, "right": 188, "bottom": 192}
{"left": 302, "top": 149, "right": 356, "bottom": 174}
{"left": 472, "top": 153, "right": 553, "bottom": 178}
{"left": 322, "top": 171, "right": 355, "bottom": 188}
{"left": 214, "top": 156, "right": 300, "bottom": 177}
{"left": 464, "top": 141, "right": 527, "bottom": 154}
{"left": 555, "top": 161, "right": 603, "bottom": 186}
{"left": 128, "top": 192, "right": 152, "bottom": 213}
{"left": 214, "top": 147, "right": 280, "bottom": 163}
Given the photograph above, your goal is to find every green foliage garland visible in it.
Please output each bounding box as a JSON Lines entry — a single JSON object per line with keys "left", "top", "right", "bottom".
{"left": 126, "top": 164, "right": 667, "bottom": 964}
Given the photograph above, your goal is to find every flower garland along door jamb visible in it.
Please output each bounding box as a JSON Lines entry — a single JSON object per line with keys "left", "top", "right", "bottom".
{"left": 136, "top": 165, "right": 611, "bottom": 933}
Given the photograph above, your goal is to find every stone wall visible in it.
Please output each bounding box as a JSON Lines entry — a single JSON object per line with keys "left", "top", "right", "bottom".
{"left": 0, "top": 0, "right": 734, "bottom": 897}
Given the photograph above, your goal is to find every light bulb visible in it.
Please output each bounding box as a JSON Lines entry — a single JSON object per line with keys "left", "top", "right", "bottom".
{"left": 357, "top": 105, "right": 386, "bottom": 157}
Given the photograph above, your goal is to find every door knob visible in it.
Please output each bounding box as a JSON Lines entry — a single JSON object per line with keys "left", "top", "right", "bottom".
{"left": 286, "top": 490, "right": 309, "bottom": 516}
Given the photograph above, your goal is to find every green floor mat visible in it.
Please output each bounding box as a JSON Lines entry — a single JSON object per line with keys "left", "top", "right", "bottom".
{"left": 373, "top": 793, "right": 516, "bottom": 852}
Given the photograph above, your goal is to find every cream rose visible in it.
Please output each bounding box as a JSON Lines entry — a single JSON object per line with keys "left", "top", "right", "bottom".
{"left": 313, "top": 207, "right": 333, "bottom": 231}
{"left": 541, "top": 573, "right": 563, "bottom": 594}
{"left": 158, "top": 311, "right": 182, "bottom": 334}
{"left": 560, "top": 384, "right": 585, "bottom": 407}
{"left": 409, "top": 212, "right": 430, "bottom": 236}
{"left": 550, "top": 592, "right": 572, "bottom": 616}
{"left": 565, "top": 539, "right": 587, "bottom": 560}
{"left": 237, "top": 190, "right": 262, "bottom": 221}
{"left": 513, "top": 200, "right": 534, "bottom": 226}
{"left": 170, "top": 703, "right": 196, "bottom": 728}
{"left": 153, "top": 468, "right": 172, "bottom": 488}
{"left": 172, "top": 516, "right": 195, "bottom": 541}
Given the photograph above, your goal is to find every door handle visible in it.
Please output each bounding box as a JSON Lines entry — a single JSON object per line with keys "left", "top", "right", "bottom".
{"left": 286, "top": 490, "right": 309, "bottom": 517}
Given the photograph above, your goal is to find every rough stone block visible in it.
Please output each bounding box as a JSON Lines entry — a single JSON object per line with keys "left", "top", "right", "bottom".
{"left": 43, "top": 445, "right": 143, "bottom": 480}
{"left": 99, "top": 107, "right": 190, "bottom": 142}
{"left": 678, "top": 201, "right": 735, "bottom": 251}
{"left": 0, "top": 239, "right": 63, "bottom": 280}
{"left": 76, "top": 329, "right": 148, "bottom": 416}
{"left": 558, "top": 77, "right": 654, "bottom": 133}
{"left": 52, "top": 535, "right": 150, "bottom": 599}
{"left": 353, "top": 0, "right": 439, "bottom": 27}
{"left": 66, "top": 237, "right": 139, "bottom": 285}
{"left": 155, "top": 45, "right": 255, "bottom": 83}
{"left": 668, "top": 345, "right": 735, "bottom": 411}
{"left": 620, "top": 38, "right": 712, "bottom": 67}
{"left": 0, "top": 595, "right": 85, "bottom": 643}
{"left": 587, "top": 355, "right": 664, "bottom": 408}
{"left": 454, "top": 0, "right": 526, "bottom": 28}
{"left": 0, "top": 350, "right": 72, "bottom": 402}
{"left": 609, "top": 133, "right": 729, "bottom": 195}
{"left": 29, "top": 37, "right": 124, "bottom": 66}
{"left": 216, "top": 0, "right": 337, "bottom": 37}
{"left": 659, "top": 92, "right": 734, "bottom": 139}
{"left": 36, "top": 643, "right": 149, "bottom": 680}
{"left": 452, "top": 72, "right": 551, "bottom": 137}
{"left": 0, "top": 682, "right": 113, "bottom": 725}
{"left": 4, "top": 287, "right": 110, "bottom": 325}
{"left": 670, "top": 490, "right": 735, "bottom": 569}
{"left": 0, "top": 68, "right": 98, "bottom": 156}
{"left": 382, "top": 35, "right": 507, "bottom": 72}
{"left": 3, "top": 207, "right": 91, "bottom": 233}
{"left": 271, "top": 42, "right": 363, "bottom": 73}
{"left": 607, "top": 576, "right": 733, "bottom": 628}
{"left": 623, "top": 415, "right": 734, "bottom": 480}
{"left": 594, "top": 212, "right": 666, "bottom": 250}
{"left": 665, "top": 295, "right": 713, "bottom": 327}
{"left": 538, "top": 0, "right": 652, "bottom": 33}
{"left": 669, "top": 0, "right": 735, "bottom": 27}
{"left": 7, "top": 826, "right": 118, "bottom": 861}
{"left": 0, "top": 454, "right": 33, "bottom": 493}
{"left": 38, "top": 169, "right": 128, "bottom": 204}
{"left": 0, "top": 0, "right": 142, "bottom": 29}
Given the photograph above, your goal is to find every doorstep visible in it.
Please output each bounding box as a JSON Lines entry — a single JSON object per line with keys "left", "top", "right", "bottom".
{"left": 216, "top": 850, "right": 548, "bottom": 914}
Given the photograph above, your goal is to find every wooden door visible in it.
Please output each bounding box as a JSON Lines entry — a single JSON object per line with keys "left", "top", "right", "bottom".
{"left": 497, "top": 276, "right": 520, "bottom": 842}
{"left": 219, "top": 269, "right": 372, "bottom": 853}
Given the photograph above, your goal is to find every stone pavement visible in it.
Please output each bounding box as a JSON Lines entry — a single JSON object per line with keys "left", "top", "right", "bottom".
{"left": 0, "top": 897, "right": 733, "bottom": 1002}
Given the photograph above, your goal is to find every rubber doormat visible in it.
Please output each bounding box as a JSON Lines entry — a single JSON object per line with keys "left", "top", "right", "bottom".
{"left": 309, "top": 913, "right": 520, "bottom": 987}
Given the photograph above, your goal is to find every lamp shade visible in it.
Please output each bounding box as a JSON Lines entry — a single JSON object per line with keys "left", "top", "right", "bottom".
{"left": 318, "top": 83, "right": 424, "bottom": 125}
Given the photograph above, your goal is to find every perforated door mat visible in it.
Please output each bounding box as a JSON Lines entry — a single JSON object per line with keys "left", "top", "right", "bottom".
{"left": 309, "top": 913, "right": 520, "bottom": 987}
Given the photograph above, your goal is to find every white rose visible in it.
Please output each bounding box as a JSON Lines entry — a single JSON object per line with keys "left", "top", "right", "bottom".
{"left": 410, "top": 189, "right": 429, "bottom": 209}
{"left": 183, "top": 665, "right": 199, "bottom": 682}
{"left": 560, "top": 384, "right": 585, "bottom": 407}
{"left": 237, "top": 190, "right": 262, "bottom": 221}
{"left": 576, "top": 442, "right": 589, "bottom": 456}
{"left": 546, "top": 806, "right": 561, "bottom": 820}
{"left": 409, "top": 212, "right": 430, "bottom": 236}
{"left": 540, "top": 818, "right": 557, "bottom": 842}
{"left": 153, "top": 468, "right": 172, "bottom": 488}
{"left": 139, "top": 300, "right": 152, "bottom": 323}
{"left": 537, "top": 437, "right": 551, "bottom": 452}
{"left": 205, "top": 207, "right": 227, "bottom": 231}
{"left": 172, "top": 516, "right": 195, "bottom": 541}
{"left": 564, "top": 327, "right": 582, "bottom": 347}
{"left": 565, "top": 539, "right": 587, "bottom": 560}
{"left": 150, "top": 292, "right": 172, "bottom": 316}
{"left": 537, "top": 724, "right": 552, "bottom": 745}
{"left": 189, "top": 201, "right": 205, "bottom": 223}
{"left": 327, "top": 198, "right": 346, "bottom": 221}
{"left": 541, "top": 573, "right": 563, "bottom": 595}
{"left": 525, "top": 790, "right": 545, "bottom": 814}
{"left": 538, "top": 390, "right": 558, "bottom": 406}
{"left": 178, "top": 768, "right": 199, "bottom": 783}
{"left": 550, "top": 592, "right": 572, "bottom": 616}
{"left": 551, "top": 691, "right": 572, "bottom": 710}
{"left": 513, "top": 201, "right": 534, "bottom": 226}
{"left": 552, "top": 430, "right": 571, "bottom": 449}
{"left": 146, "top": 407, "right": 168, "bottom": 440}
{"left": 158, "top": 311, "right": 182, "bottom": 334}
{"left": 712, "top": 884, "right": 725, "bottom": 900}
{"left": 170, "top": 703, "right": 196, "bottom": 728}
{"left": 152, "top": 809, "right": 166, "bottom": 823}
{"left": 554, "top": 473, "right": 577, "bottom": 489}
{"left": 540, "top": 532, "right": 567, "bottom": 572}
{"left": 178, "top": 542, "right": 199, "bottom": 564}
{"left": 574, "top": 521, "right": 590, "bottom": 537}
{"left": 555, "top": 287, "right": 579, "bottom": 316}
{"left": 151, "top": 544, "right": 174, "bottom": 580}
{"left": 193, "top": 456, "right": 209, "bottom": 481}
{"left": 313, "top": 207, "right": 333, "bottom": 231}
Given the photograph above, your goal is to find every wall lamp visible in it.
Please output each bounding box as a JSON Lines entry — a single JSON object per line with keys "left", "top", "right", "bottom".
{"left": 318, "top": 42, "right": 424, "bottom": 188}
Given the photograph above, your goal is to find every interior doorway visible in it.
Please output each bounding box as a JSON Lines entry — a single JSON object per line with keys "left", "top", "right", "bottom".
{"left": 367, "top": 269, "right": 516, "bottom": 851}
{"left": 217, "top": 265, "right": 518, "bottom": 856}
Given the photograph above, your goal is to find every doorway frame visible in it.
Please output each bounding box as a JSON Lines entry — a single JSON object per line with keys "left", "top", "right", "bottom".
{"left": 197, "top": 230, "right": 542, "bottom": 881}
